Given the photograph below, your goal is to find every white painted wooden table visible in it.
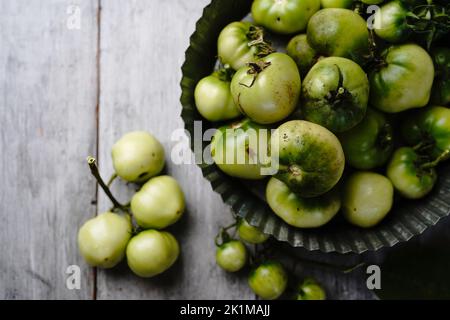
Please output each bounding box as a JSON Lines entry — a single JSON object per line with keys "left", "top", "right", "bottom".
{"left": 1, "top": 0, "right": 448, "bottom": 300}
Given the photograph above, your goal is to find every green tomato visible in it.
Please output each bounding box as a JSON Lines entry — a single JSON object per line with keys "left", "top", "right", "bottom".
{"left": 302, "top": 57, "right": 369, "bottom": 133}
{"left": 321, "top": 0, "right": 353, "bottom": 8}
{"left": 251, "top": 0, "right": 320, "bottom": 34}
{"left": 111, "top": 131, "right": 165, "bottom": 183}
{"left": 211, "top": 118, "right": 271, "bottom": 180}
{"left": 78, "top": 212, "right": 132, "bottom": 268}
{"left": 248, "top": 261, "right": 288, "bottom": 300}
{"left": 286, "top": 34, "right": 318, "bottom": 77}
{"left": 430, "top": 48, "right": 450, "bottom": 106}
{"left": 387, "top": 147, "right": 437, "bottom": 199}
{"left": 373, "top": 1, "right": 410, "bottom": 43}
{"left": 271, "top": 120, "right": 345, "bottom": 197}
{"left": 343, "top": 172, "right": 394, "bottom": 228}
{"left": 339, "top": 108, "right": 394, "bottom": 169}
{"left": 215, "top": 240, "right": 248, "bottom": 272}
{"left": 266, "top": 177, "right": 341, "bottom": 228}
{"left": 369, "top": 44, "right": 434, "bottom": 113}
{"left": 194, "top": 68, "right": 241, "bottom": 122}
{"left": 218, "top": 21, "right": 272, "bottom": 71}
{"left": 126, "top": 230, "right": 179, "bottom": 278}
{"left": 131, "top": 175, "right": 185, "bottom": 229}
{"left": 296, "top": 278, "right": 326, "bottom": 300}
{"left": 307, "top": 8, "right": 370, "bottom": 66}
{"left": 231, "top": 53, "right": 301, "bottom": 124}
{"left": 237, "top": 219, "right": 269, "bottom": 244}
{"left": 402, "top": 106, "right": 450, "bottom": 159}
{"left": 361, "top": 0, "right": 384, "bottom": 3}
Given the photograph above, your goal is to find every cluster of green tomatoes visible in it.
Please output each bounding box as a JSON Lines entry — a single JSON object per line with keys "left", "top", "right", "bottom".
{"left": 215, "top": 219, "right": 326, "bottom": 300}
{"left": 195, "top": 0, "right": 449, "bottom": 230}
{"left": 78, "top": 131, "right": 185, "bottom": 278}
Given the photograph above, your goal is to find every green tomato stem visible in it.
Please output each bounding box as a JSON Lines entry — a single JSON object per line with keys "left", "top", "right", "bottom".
{"left": 87, "top": 156, "right": 129, "bottom": 213}
{"left": 214, "top": 225, "right": 235, "bottom": 247}
{"left": 420, "top": 149, "right": 450, "bottom": 169}
{"left": 106, "top": 173, "right": 118, "bottom": 188}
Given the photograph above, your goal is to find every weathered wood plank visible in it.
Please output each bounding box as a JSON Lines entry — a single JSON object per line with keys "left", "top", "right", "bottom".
{"left": 96, "top": 0, "right": 254, "bottom": 299}
{"left": 0, "top": 0, "right": 99, "bottom": 299}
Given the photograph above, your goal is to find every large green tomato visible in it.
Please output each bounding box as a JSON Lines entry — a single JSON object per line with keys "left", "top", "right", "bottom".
{"left": 271, "top": 120, "right": 345, "bottom": 197}
{"left": 194, "top": 68, "right": 241, "bottom": 122}
{"left": 296, "top": 278, "right": 326, "bottom": 300}
{"left": 251, "top": 0, "right": 320, "bottom": 34}
{"left": 387, "top": 147, "right": 437, "bottom": 199}
{"left": 373, "top": 1, "right": 410, "bottom": 43}
{"left": 248, "top": 261, "right": 288, "bottom": 300}
{"left": 231, "top": 53, "right": 301, "bottom": 124}
{"left": 218, "top": 22, "right": 272, "bottom": 71}
{"left": 126, "top": 230, "right": 179, "bottom": 278}
{"left": 430, "top": 48, "right": 450, "bottom": 106}
{"left": 342, "top": 172, "right": 394, "bottom": 228}
{"left": 112, "top": 131, "right": 165, "bottom": 183}
{"left": 301, "top": 57, "right": 369, "bottom": 133}
{"left": 78, "top": 212, "right": 132, "bottom": 268}
{"left": 307, "top": 8, "right": 370, "bottom": 66}
{"left": 211, "top": 118, "right": 271, "bottom": 180}
{"left": 369, "top": 44, "right": 434, "bottom": 113}
{"left": 339, "top": 108, "right": 394, "bottom": 170}
{"left": 215, "top": 240, "right": 248, "bottom": 272}
{"left": 321, "top": 0, "right": 353, "bottom": 8}
{"left": 237, "top": 219, "right": 270, "bottom": 244}
{"left": 342, "top": 171, "right": 394, "bottom": 228}
{"left": 266, "top": 177, "right": 341, "bottom": 228}
{"left": 401, "top": 106, "right": 450, "bottom": 159}
{"left": 131, "top": 175, "right": 185, "bottom": 229}
{"left": 286, "top": 34, "right": 318, "bottom": 77}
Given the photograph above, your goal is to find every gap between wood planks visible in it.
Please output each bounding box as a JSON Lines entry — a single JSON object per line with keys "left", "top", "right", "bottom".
{"left": 93, "top": 0, "right": 102, "bottom": 301}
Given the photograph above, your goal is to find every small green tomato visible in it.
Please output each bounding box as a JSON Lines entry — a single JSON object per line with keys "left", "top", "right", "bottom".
{"left": 286, "top": 34, "right": 318, "bottom": 77}
{"left": 237, "top": 219, "right": 269, "bottom": 244}
{"left": 126, "top": 230, "right": 180, "bottom": 278}
{"left": 215, "top": 240, "right": 248, "bottom": 272}
{"left": 248, "top": 261, "right": 288, "bottom": 300}
{"left": 111, "top": 131, "right": 165, "bottom": 183}
{"left": 194, "top": 67, "right": 241, "bottom": 122}
{"left": 131, "top": 175, "right": 185, "bottom": 229}
{"left": 78, "top": 212, "right": 132, "bottom": 268}
{"left": 343, "top": 172, "right": 394, "bottom": 228}
{"left": 266, "top": 177, "right": 341, "bottom": 228}
{"left": 230, "top": 53, "right": 301, "bottom": 124}
{"left": 296, "top": 278, "right": 326, "bottom": 300}
{"left": 307, "top": 8, "right": 370, "bottom": 65}
{"left": 251, "top": 0, "right": 321, "bottom": 34}
{"left": 387, "top": 147, "right": 438, "bottom": 199}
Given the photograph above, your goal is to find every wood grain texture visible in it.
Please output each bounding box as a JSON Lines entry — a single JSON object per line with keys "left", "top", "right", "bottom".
{"left": 95, "top": 0, "right": 253, "bottom": 299}
{"left": 1, "top": 0, "right": 448, "bottom": 300}
{"left": 0, "top": 0, "right": 99, "bottom": 299}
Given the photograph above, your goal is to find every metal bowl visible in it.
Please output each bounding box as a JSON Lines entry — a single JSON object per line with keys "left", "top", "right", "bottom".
{"left": 180, "top": 0, "right": 450, "bottom": 253}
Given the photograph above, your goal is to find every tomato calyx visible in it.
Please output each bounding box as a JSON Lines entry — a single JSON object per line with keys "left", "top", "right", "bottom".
{"left": 239, "top": 61, "right": 272, "bottom": 88}
{"left": 214, "top": 222, "right": 236, "bottom": 247}
{"left": 418, "top": 149, "right": 450, "bottom": 170}
{"left": 405, "top": 3, "right": 450, "bottom": 48}
{"left": 246, "top": 26, "right": 275, "bottom": 58}
{"left": 325, "top": 65, "right": 354, "bottom": 108}
{"left": 213, "top": 64, "right": 235, "bottom": 82}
